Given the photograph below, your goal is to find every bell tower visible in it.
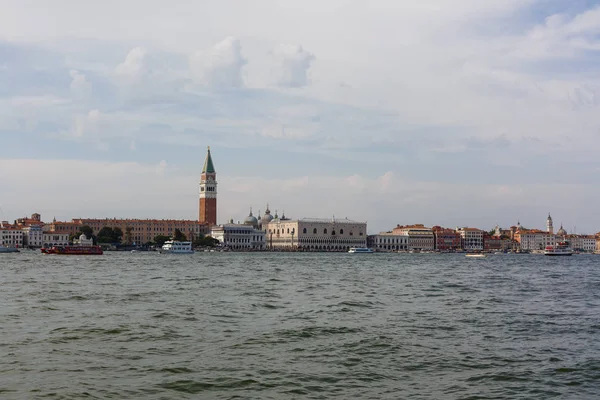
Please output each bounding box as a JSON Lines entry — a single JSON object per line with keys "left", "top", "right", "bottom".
{"left": 199, "top": 146, "right": 217, "bottom": 226}
{"left": 546, "top": 213, "right": 553, "bottom": 234}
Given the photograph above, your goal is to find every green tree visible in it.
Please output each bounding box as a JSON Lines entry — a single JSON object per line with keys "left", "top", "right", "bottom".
{"left": 79, "top": 225, "right": 93, "bottom": 239}
{"left": 154, "top": 235, "right": 171, "bottom": 246}
{"left": 97, "top": 227, "right": 123, "bottom": 244}
{"left": 125, "top": 226, "right": 133, "bottom": 244}
{"left": 174, "top": 229, "right": 187, "bottom": 241}
{"left": 193, "top": 234, "right": 220, "bottom": 248}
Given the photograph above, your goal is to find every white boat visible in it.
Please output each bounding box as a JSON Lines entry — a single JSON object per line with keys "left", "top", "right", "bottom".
{"left": 465, "top": 253, "right": 486, "bottom": 258}
{"left": 160, "top": 240, "right": 194, "bottom": 254}
{"left": 544, "top": 242, "right": 573, "bottom": 256}
{"left": 348, "top": 247, "right": 374, "bottom": 254}
{"left": 0, "top": 245, "right": 20, "bottom": 253}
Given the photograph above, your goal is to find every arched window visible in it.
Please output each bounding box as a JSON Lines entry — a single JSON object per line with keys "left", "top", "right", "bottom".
{"left": 340, "top": 229, "right": 344, "bottom": 234}
{"left": 359, "top": 232, "right": 363, "bottom": 236}
{"left": 332, "top": 230, "right": 336, "bottom": 235}
{"left": 324, "top": 228, "right": 328, "bottom": 234}
{"left": 303, "top": 228, "right": 307, "bottom": 234}
{"left": 277, "top": 229, "right": 280, "bottom": 234}
{"left": 313, "top": 228, "right": 317, "bottom": 234}
{"left": 287, "top": 228, "right": 290, "bottom": 234}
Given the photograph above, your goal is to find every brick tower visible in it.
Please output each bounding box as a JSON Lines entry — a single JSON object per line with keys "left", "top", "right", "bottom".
{"left": 199, "top": 146, "right": 217, "bottom": 226}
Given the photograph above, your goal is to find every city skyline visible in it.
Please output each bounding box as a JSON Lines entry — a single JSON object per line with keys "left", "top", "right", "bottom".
{"left": 2, "top": 1, "right": 600, "bottom": 233}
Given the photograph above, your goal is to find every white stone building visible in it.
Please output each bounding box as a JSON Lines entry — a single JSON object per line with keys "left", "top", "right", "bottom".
{"left": 211, "top": 220, "right": 266, "bottom": 251}
{"left": 367, "top": 233, "right": 409, "bottom": 252}
{"left": 43, "top": 232, "right": 70, "bottom": 247}
{"left": 391, "top": 224, "right": 435, "bottom": 251}
{"left": 22, "top": 225, "right": 44, "bottom": 248}
{"left": 456, "top": 228, "right": 484, "bottom": 251}
{"left": 264, "top": 216, "right": 367, "bottom": 251}
{"left": 518, "top": 230, "right": 555, "bottom": 251}
{"left": 0, "top": 227, "right": 24, "bottom": 248}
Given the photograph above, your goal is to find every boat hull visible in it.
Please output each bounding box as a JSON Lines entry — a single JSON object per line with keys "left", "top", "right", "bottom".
{"left": 544, "top": 253, "right": 573, "bottom": 256}
{"left": 42, "top": 246, "right": 103, "bottom": 255}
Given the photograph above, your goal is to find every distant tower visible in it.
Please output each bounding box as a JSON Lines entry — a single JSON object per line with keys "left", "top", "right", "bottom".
{"left": 546, "top": 213, "right": 553, "bottom": 234}
{"left": 199, "top": 146, "right": 217, "bottom": 226}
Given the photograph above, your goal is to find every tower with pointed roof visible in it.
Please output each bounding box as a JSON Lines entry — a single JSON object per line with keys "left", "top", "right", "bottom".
{"left": 546, "top": 213, "right": 553, "bottom": 234}
{"left": 199, "top": 146, "right": 217, "bottom": 226}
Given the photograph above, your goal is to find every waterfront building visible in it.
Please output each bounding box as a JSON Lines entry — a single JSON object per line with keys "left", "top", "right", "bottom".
{"left": 211, "top": 217, "right": 266, "bottom": 250}
{"left": 77, "top": 218, "right": 209, "bottom": 245}
{"left": 264, "top": 215, "right": 367, "bottom": 251}
{"left": 22, "top": 225, "right": 44, "bottom": 248}
{"left": 42, "top": 232, "right": 69, "bottom": 247}
{"left": 432, "top": 226, "right": 462, "bottom": 251}
{"left": 367, "top": 232, "right": 408, "bottom": 252}
{"left": 391, "top": 224, "right": 434, "bottom": 251}
{"left": 456, "top": 227, "right": 484, "bottom": 251}
{"left": 0, "top": 224, "right": 24, "bottom": 248}
{"left": 483, "top": 234, "right": 502, "bottom": 251}
{"left": 515, "top": 229, "right": 555, "bottom": 251}
{"left": 199, "top": 146, "right": 217, "bottom": 226}
{"left": 565, "top": 234, "right": 596, "bottom": 252}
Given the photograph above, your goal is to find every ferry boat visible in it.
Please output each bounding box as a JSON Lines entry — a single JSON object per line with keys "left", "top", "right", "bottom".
{"left": 544, "top": 241, "right": 573, "bottom": 256}
{"left": 160, "top": 240, "right": 194, "bottom": 254}
{"left": 348, "top": 247, "right": 374, "bottom": 254}
{"left": 41, "top": 245, "right": 103, "bottom": 255}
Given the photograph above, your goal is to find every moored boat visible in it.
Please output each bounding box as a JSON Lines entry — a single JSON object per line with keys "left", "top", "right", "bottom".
{"left": 160, "top": 240, "right": 194, "bottom": 254}
{"left": 465, "top": 253, "right": 486, "bottom": 258}
{"left": 348, "top": 247, "right": 374, "bottom": 254}
{"left": 41, "top": 245, "right": 103, "bottom": 255}
{"left": 0, "top": 245, "right": 20, "bottom": 253}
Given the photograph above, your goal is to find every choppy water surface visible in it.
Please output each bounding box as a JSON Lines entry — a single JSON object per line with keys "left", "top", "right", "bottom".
{"left": 1, "top": 252, "right": 600, "bottom": 399}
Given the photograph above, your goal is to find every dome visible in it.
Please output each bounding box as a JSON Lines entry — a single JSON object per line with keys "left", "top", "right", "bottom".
{"left": 557, "top": 224, "right": 567, "bottom": 236}
{"left": 244, "top": 208, "right": 258, "bottom": 226}
{"left": 261, "top": 204, "right": 274, "bottom": 224}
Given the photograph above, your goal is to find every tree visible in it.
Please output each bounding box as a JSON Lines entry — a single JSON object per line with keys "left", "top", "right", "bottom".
{"left": 193, "top": 234, "right": 220, "bottom": 248}
{"left": 154, "top": 235, "right": 171, "bottom": 247}
{"left": 79, "top": 225, "right": 93, "bottom": 239}
{"left": 174, "top": 229, "right": 187, "bottom": 241}
{"left": 97, "top": 227, "right": 123, "bottom": 244}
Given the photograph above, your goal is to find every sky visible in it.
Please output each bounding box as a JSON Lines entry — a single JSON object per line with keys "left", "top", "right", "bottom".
{"left": 1, "top": 0, "right": 600, "bottom": 234}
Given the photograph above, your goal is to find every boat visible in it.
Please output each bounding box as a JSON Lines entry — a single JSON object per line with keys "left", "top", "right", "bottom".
{"left": 348, "top": 247, "right": 374, "bottom": 254}
{"left": 0, "top": 245, "right": 20, "bottom": 253}
{"left": 465, "top": 253, "right": 486, "bottom": 258}
{"left": 544, "top": 241, "right": 573, "bottom": 256}
{"left": 41, "top": 245, "right": 103, "bottom": 255}
{"left": 160, "top": 240, "right": 194, "bottom": 254}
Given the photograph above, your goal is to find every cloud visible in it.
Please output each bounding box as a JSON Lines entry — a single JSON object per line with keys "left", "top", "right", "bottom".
{"left": 189, "top": 37, "right": 247, "bottom": 89}
{"left": 272, "top": 44, "right": 315, "bottom": 88}
{"left": 69, "top": 69, "right": 92, "bottom": 98}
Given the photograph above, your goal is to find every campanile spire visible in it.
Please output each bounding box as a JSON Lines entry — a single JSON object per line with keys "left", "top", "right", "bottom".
{"left": 199, "top": 146, "right": 217, "bottom": 226}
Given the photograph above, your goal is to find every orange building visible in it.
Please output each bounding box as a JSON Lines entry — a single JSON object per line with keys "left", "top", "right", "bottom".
{"left": 199, "top": 146, "right": 217, "bottom": 226}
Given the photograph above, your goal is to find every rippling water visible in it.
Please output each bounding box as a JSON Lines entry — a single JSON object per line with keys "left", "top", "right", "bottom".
{"left": 1, "top": 251, "right": 600, "bottom": 399}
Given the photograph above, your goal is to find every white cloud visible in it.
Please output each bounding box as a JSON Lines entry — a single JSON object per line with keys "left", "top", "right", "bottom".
{"left": 189, "top": 37, "right": 247, "bottom": 89}
{"left": 272, "top": 44, "right": 315, "bottom": 88}
{"left": 69, "top": 69, "right": 92, "bottom": 98}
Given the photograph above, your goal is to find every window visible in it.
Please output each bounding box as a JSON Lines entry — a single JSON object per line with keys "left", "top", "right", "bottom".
{"left": 287, "top": 228, "right": 290, "bottom": 234}
{"left": 313, "top": 228, "right": 317, "bottom": 234}
{"left": 324, "top": 228, "right": 328, "bottom": 234}
{"left": 340, "top": 229, "right": 344, "bottom": 234}
{"left": 359, "top": 232, "right": 363, "bottom": 236}
{"left": 303, "top": 228, "right": 307, "bottom": 234}
{"left": 332, "top": 230, "right": 335, "bottom": 235}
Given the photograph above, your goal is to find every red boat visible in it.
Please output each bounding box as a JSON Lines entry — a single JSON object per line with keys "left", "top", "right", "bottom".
{"left": 41, "top": 245, "right": 103, "bottom": 255}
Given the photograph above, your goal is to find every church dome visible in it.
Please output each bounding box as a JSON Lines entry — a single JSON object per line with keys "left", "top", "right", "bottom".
{"left": 261, "top": 204, "right": 274, "bottom": 224}
{"left": 244, "top": 208, "right": 258, "bottom": 226}
{"left": 557, "top": 225, "right": 567, "bottom": 236}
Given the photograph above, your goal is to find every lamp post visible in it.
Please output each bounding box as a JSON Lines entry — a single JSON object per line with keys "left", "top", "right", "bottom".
{"left": 291, "top": 228, "right": 295, "bottom": 251}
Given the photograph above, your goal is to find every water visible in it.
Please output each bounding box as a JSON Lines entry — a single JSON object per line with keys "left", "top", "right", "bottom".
{"left": 1, "top": 252, "right": 600, "bottom": 399}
